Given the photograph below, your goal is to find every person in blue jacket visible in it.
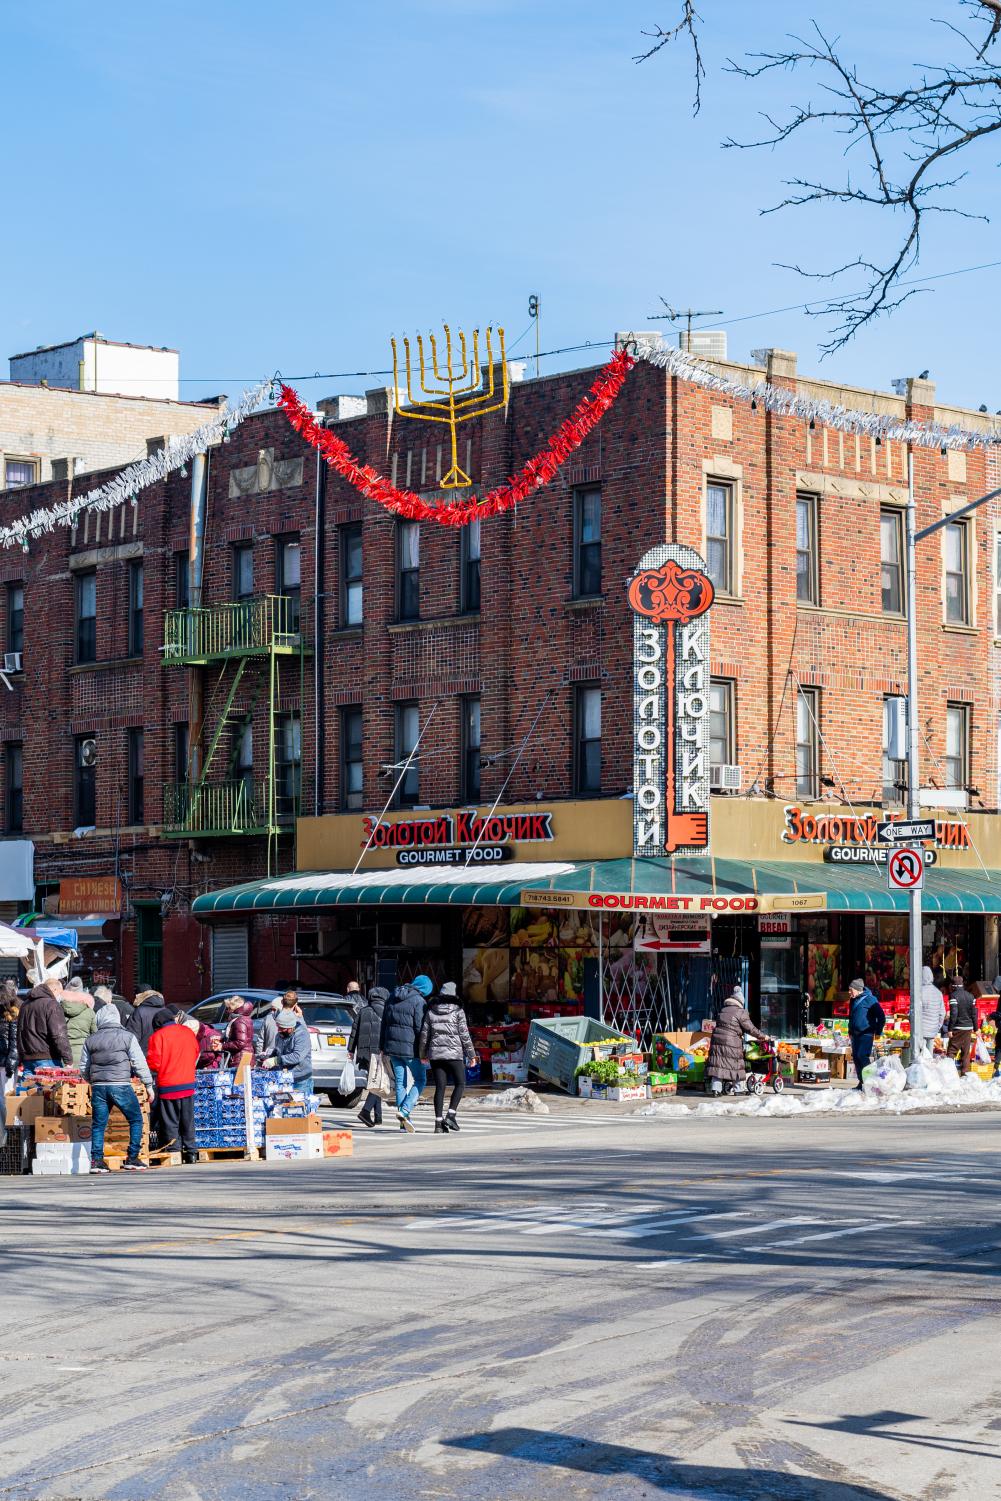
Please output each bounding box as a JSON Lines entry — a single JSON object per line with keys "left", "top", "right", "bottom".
{"left": 269, "top": 1009, "right": 314, "bottom": 1098}
{"left": 847, "top": 977, "right": 886, "bottom": 1090}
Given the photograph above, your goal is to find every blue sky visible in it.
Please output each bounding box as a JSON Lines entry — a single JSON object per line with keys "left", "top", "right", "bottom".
{"left": 2, "top": 1, "right": 998, "bottom": 412}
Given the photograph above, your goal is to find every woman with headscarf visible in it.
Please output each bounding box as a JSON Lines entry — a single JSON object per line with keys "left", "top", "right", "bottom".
{"left": 705, "top": 984, "right": 770, "bottom": 1095}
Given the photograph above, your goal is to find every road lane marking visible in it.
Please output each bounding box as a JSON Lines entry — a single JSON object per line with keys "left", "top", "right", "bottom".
{"left": 759, "top": 1219, "right": 918, "bottom": 1249}
{"left": 706, "top": 1216, "right": 822, "bottom": 1240}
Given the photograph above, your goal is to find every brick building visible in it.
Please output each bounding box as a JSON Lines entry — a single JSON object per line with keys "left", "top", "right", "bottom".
{"left": 2, "top": 343, "right": 1000, "bottom": 1044}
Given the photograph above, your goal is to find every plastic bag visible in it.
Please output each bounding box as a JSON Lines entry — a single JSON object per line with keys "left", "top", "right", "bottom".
{"left": 905, "top": 1051, "right": 945, "bottom": 1093}
{"left": 861, "top": 1054, "right": 907, "bottom": 1098}
{"left": 339, "top": 1058, "right": 356, "bottom": 1094}
{"left": 974, "top": 1036, "right": 991, "bottom": 1064}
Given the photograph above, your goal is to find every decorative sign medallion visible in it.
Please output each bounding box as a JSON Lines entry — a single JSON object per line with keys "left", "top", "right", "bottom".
{"left": 628, "top": 544, "right": 714, "bottom": 857}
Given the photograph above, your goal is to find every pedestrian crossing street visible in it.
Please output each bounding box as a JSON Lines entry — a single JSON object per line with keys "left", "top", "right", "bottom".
{"left": 402, "top": 1197, "right": 926, "bottom": 1264}
{"left": 318, "top": 1103, "right": 640, "bottom": 1137}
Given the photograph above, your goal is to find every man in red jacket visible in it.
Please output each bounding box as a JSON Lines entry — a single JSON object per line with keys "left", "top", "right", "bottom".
{"left": 147, "top": 1008, "right": 200, "bottom": 1163}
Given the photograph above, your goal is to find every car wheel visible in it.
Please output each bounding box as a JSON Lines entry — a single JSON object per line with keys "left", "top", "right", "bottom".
{"left": 328, "top": 1089, "right": 362, "bottom": 1108}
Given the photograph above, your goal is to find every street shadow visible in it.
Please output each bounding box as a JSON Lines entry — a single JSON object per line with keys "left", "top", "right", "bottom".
{"left": 445, "top": 1427, "right": 899, "bottom": 1498}
{"left": 786, "top": 1408, "right": 1001, "bottom": 1460}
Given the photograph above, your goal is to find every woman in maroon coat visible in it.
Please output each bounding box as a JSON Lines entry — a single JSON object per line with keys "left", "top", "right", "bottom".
{"left": 220, "top": 997, "right": 255, "bottom": 1064}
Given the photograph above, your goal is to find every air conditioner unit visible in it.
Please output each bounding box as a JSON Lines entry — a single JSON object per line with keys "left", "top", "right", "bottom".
{"left": 709, "top": 763, "right": 742, "bottom": 792}
{"left": 3, "top": 652, "right": 22, "bottom": 673}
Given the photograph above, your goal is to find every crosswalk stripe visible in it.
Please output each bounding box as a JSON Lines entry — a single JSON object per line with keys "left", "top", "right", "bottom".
{"left": 708, "top": 1215, "right": 821, "bottom": 1240}
{"left": 759, "top": 1219, "right": 918, "bottom": 1249}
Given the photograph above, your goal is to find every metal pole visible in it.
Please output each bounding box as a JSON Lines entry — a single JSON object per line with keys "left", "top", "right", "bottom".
{"left": 906, "top": 452, "right": 924, "bottom": 1058}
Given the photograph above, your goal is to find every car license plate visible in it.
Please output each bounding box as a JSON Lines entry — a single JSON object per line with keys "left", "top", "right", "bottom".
{"left": 327, "top": 1035, "right": 346, "bottom": 1046}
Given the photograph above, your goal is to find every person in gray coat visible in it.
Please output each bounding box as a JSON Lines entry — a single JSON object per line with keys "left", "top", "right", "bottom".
{"left": 417, "top": 981, "right": 477, "bottom": 1133}
{"left": 705, "top": 985, "right": 770, "bottom": 1095}
{"left": 919, "top": 966, "right": 946, "bottom": 1051}
{"left": 79, "top": 1005, "right": 154, "bottom": 1172}
{"left": 348, "top": 986, "right": 389, "bottom": 1128}
{"left": 267, "top": 1010, "right": 314, "bottom": 1096}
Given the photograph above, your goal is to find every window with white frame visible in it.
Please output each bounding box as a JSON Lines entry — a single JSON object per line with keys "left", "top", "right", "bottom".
{"left": 795, "top": 687, "right": 820, "bottom": 799}
{"left": 880, "top": 508, "right": 904, "bottom": 615}
{"left": 945, "top": 703, "right": 969, "bottom": 789}
{"left": 795, "top": 494, "right": 819, "bottom": 605}
{"left": 708, "top": 678, "right": 734, "bottom": 771}
{"left": 882, "top": 695, "right": 907, "bottom": 804}
{"left": 706, "top": 480, "right": 735, "bottom": 595}
{"left": 944, "top": 520, "right": 970, "bottom": 625}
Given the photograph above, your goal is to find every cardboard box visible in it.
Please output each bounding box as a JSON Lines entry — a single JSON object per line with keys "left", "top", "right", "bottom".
{"left": 5, "top": 1092, "right": 45, "bottom": 1128}
{"left": 606, "top": 1085, "right": 647, "bottom": 1102}
{"left": 322, "top": 1130, "right": 353, "bottom": 1158}
{"left": 265, "top": 1113, "right": 323, "bottom": 1136}
{"left": 265, "top": 1112, "right": 324, "bottom": 1161}
{"left": 34, "top": 1141, "right": 92, "bottom": 1172}
{"left": 35, "top": 1116, "right": 92, "bottom": 1143}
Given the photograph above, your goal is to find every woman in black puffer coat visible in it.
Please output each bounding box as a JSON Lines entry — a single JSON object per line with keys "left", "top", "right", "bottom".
{"left": 417, "top": 982, "right": 477, "bottom": 1133}
{"left": 348, "top": 986, "right": 389, "bottom": 1128}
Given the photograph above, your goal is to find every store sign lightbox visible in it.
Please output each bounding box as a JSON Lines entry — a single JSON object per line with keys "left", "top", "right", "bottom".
{"left": 628, "top": 544, "right": 714, "bottom": 857}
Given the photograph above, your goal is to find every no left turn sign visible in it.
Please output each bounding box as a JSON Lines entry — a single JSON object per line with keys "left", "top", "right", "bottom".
{"left": 887, "top": 845, "right": 924, "bottom": 891}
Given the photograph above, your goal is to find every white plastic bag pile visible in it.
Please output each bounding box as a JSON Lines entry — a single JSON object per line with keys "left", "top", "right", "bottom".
{"left": 473, "top": 1086, "right": 550, "bottom": 1113}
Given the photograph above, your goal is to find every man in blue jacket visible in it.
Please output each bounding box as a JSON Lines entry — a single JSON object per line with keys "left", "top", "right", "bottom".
{"left": 847, "top": 977, "right": 886, "bottom": 1090}
{"left": 380, "top": 975, "right": 431, "bottom": 1132}
{"left": 270, "top": 1010, "right": 314, "bottom": 1099}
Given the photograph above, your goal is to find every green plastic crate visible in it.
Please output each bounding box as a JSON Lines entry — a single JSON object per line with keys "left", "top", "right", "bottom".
{"left": 526, "top": 1016, "right": 629, "bottom": 1093}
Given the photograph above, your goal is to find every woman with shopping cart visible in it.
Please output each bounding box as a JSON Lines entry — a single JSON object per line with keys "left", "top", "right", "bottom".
{"left": 705, "top": 984, "right": 771, "bottom": 1096}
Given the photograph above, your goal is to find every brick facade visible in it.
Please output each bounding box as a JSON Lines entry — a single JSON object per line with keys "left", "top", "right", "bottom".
{"left": 0, "top": 349, "right": 997, "bottom": 1000}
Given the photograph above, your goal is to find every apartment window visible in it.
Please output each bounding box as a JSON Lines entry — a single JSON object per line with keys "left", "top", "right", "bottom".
{"left": 709, "top": 679, "right": 734, "bottom": 771}
{"left": 233, "top": 543, "right": 254, "bottom": 601}
{"left": 7, "top": 584, "right": 23, "bottom": 658}
{"left": 74, "top": 737, "right": 96, "bottom": 826}
{"left": 462, "top": 697, "right": 481, "bottom": 802}
{"left": 795, "top": 687, "right": 820, "bottom": 800}
{"left": 4, "top": 459, "right": 36, "bottom": 490}
{"left": 276, "top": 714, "right": 302, "bottom": 818}
{"left": 341, "top": 707, "right": 363, "bottom": 812}
{"left": 5, "top": 743, "right": 22, "bottom": 834}
{"left": 128, "top": 561, "right": 144, "bottom": 657}
{"left": 175, "top": 550, "right": 190, "bottom": 610}
{"left": 882, "top": 695, "right": 907, "bottom": 804}
{"left": 996, "top": 531, "right": 1001, "bottom": 637}
{"left": 944, "top": 521, "right": 970, "bottom": 625}
{"left": 276, "top": 537, "right": 301, "bottom": 632}
{"left": 461, "top": 517, "right": 481, "bottom": 613}
{"left": 706, "top": 481, "right": 734, "bottom": 595}
{"left": 945, "top": 703, "right": 970, "bottom": 789}
{"left": 574, "top": 487, "right": 601, "bottom": 597}
{"left": 173, "top": 722, "right": 189, "bottom": 784}
{"left": 397, "top": 522, "right": 420, "bottom": 621}
{"left": 341, "top": 523, "right": 363, "bottom": 626}
{"left": 234, "top": 722, "right": 254, "bottom": 805}
{"left": 75, "top": 571, "right": 96, "bottom": 663}
{"left": 128, "top": 728, "right": 144, "bottom": 825}
{"left": 795, "top": 494, "right": 818, "bottom": 605}
{"left": 395, "top": 702, "right": 420, "bottom": 807}
{"left": 880, "top": 508, "right": 904, "bottom": 615}
{"left": 575, "top": 686, "right": 601, "bottom": 795}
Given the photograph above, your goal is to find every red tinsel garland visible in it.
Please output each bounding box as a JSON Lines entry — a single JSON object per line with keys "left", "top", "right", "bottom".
{"left": 278, "top": 347, "right": 633, "bottom": 526}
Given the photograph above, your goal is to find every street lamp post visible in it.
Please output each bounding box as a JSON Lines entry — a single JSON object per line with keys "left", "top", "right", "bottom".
{"left": 906, "top": 464, "right": 1001, "bottom": 1059}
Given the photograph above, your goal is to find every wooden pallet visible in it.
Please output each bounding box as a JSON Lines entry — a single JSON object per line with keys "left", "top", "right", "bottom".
{"left": 106, "top": 1150, "right": 181, "bottom": 1171}
{"left": 195, "top": 1146, "right": 260, "bottom": 1163}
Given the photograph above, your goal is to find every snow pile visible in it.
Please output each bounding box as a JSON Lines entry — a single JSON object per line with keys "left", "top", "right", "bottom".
{"left": 638, "top": 1068, "right": 1001, "bottom": 1121}
{"left": 473, "top": 1086, "right": 550, "bottom": 1113}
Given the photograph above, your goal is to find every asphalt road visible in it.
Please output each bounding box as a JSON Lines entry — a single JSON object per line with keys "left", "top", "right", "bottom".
{"left": 1, "top": 1105, "right": 1000, "bottom": 1501}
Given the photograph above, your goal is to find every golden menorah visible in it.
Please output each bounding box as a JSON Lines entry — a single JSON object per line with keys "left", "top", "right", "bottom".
{"left": 391, "top": 324, "right": 509, "bottom": 488}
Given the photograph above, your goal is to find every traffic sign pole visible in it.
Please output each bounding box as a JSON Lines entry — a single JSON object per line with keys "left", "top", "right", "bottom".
{"left": 906, "top": 454, "right": 923, "bottom": 1059}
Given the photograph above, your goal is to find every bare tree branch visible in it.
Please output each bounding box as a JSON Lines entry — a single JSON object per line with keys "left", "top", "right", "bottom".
{"left": 635, "top": 2, "right": 705, "bottom": 114}
{"left": 638, "top": 3, "right": 1001, "bottom": 350}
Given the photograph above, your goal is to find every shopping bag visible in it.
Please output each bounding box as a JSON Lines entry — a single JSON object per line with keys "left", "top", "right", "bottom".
{"left": 340, "top": 1058, "right": 356, "bottom": 1094}
{"left": 365, "top": 1052, "right": 393, "bottom": 1099}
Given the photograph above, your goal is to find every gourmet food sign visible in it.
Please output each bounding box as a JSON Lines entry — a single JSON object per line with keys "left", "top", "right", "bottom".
{"left": 628, "top": 544, "right": 714, "bottom": 857}
{"left": 362, "top": 810, "right": 554, "bottom": 867}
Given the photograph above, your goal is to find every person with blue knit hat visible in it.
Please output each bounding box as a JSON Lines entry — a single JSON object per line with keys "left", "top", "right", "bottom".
{"left": 380, "top": 976, "right": 431, "bottom": 1131}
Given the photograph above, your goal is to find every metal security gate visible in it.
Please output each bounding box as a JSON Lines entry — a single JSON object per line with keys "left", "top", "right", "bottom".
{"left": 211, "top": 924, "right": 249, "bottom": 992}
{"left": 601, "top": 951, "right": 749, "bottom": 1046}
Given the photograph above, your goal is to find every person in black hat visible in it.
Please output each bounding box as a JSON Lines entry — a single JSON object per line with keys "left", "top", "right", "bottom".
{"left": 417, "top": 981, "right": 477, "bottom": 1133}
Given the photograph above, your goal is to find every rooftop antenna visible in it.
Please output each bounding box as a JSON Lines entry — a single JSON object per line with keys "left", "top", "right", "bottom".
{"left": 648, "top": 298, "right": 724, "bottom": 350}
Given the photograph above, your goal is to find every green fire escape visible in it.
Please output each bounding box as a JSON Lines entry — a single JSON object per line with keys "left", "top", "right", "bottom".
{"left": 160, "top": 596, "right": 306, "bottom": 865}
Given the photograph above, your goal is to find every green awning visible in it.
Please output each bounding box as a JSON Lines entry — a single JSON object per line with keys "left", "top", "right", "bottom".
{"left": 190, "top": 861, "right": 579, "bottom": 914}
{"left": 520, "top": 857, "right": 1001, "bottom": 914}
{"left": 190, "top": 853, "right": 1001, "bottom": 916}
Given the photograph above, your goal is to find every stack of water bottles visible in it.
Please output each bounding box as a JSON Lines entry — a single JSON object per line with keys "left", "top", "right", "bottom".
{"left": 193, "top": 1069, "right": 321, "bottom": 1150}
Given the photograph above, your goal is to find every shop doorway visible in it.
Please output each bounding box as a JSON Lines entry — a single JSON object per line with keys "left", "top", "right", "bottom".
{"left": 601, "top": 952, "right": 749, "bottom": 1044}
{"left": 135, "top": 903, "right": 163, "bottom": 991}
{"left": 758, "top": 935, "right": 808, "bottom": 1039}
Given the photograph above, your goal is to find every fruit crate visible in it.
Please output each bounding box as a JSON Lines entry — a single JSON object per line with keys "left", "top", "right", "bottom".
{"left": 526, "top": 1016, "right": 630, "bottom": 1093}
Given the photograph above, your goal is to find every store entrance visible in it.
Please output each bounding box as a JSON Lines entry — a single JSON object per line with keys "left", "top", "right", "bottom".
{"left": 759, "top": 935, "right": 807, "bottom": 1040}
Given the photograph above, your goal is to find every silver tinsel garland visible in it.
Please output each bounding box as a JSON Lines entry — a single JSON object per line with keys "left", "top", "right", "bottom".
{"left": 0, "top": 377, "right": 273, "bottom": 550}
{"left": 631, "top": 340, "right": 1001, "bottom": 453}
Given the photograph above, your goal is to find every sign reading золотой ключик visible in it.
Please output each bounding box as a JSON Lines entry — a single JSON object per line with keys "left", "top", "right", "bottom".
{"left": 628, "top": 544, "right": 714, "bottom": 858}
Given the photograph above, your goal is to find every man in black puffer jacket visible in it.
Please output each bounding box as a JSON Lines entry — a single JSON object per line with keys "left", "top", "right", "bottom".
{"left": 379, "top": 977, "right": 430, "bottom": 1131}
{"left": 348, "top": 986, "right": 389, "bottom": 1128}
{"left": 126, "top": 990, "right": 166, "bottom": 1056}
{"left": 947, "top": 979, "right": 979, "bottom": 1076}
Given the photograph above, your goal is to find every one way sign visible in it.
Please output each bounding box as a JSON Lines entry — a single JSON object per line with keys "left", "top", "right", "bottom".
{"left": 876, "top": 819, "right": 937, "bottom": 844}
